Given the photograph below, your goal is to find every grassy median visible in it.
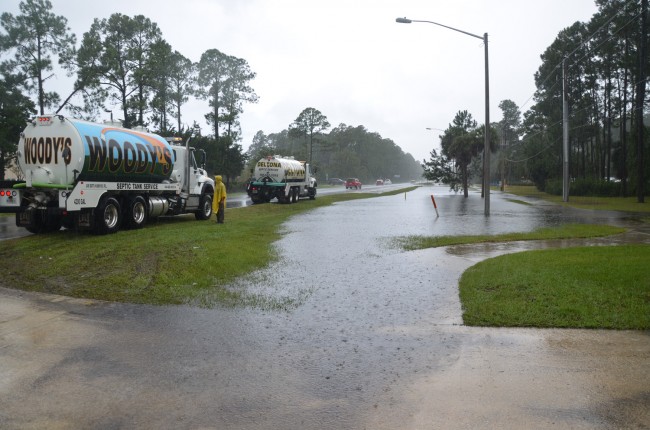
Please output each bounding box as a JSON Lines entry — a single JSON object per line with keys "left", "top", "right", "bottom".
{"left": 0, "top": 188, "right": 414, "bottom": 308}
{"left": 393, "top": 223, "right": 626, "bottom": 250}
{"left": 504, "top": 185, "right": 650, "bottom": 213}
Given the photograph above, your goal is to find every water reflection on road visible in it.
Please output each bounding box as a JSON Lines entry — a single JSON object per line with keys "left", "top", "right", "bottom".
{"left": 0, "top": 214, "right": 30, "bottom": 241}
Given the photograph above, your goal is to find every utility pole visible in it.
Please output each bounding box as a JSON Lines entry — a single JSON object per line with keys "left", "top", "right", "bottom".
{"left": 636, "top": 0, "right": 647, "bottom": 203}
{"left": 562, "top": 58, "right": 570, "bottom": 203}
{"left": 483, "top": 32, "right": 490, "bottom": 216}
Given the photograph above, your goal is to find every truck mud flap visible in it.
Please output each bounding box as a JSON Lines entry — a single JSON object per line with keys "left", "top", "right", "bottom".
{"left": 16, "top": 207, "right": 63, "bottom": 233}
{"left": 77, "top": 211, "right": 92, "bottom": 228}
{"left": 15, "top": 208, "right": 57, "bottom": 227}
{"left": 16, "top": 209, "right": 34, "bottom": 227}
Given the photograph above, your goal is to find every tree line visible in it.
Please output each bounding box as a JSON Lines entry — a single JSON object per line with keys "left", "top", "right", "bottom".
{"left": 0, "top": 0, "right": 258, "bottom": 185}
{"left": 0, "top": 0, "right": 422, "bottom": 186}
{"left": 246, "top": 107, "right": 423, "bottom": 184}
{"left": 423, "top": 0, "right": 648, "bottom": 202}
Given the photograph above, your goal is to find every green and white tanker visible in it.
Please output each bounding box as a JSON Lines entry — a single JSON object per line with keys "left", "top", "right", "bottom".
{"left": 246, "top": 155, "right": 317, "bottom": 204}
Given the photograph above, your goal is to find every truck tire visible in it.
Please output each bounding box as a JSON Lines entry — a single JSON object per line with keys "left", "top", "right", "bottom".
{"left": 195, "top": 193, "right": 213, "bottom": 220}
{"left": 94, "top": 196, "right": 122, "bottom": 235}
{"left": 291, "top": 187, "right": 299, "bottom": 203}
{"left": 124, "top": 195, "right": 147, "bottom": 229}
{"left": 44, "top": 214, "right": 62, "bottom": 232}
{"left": 24, "top": 220, "right": 43, "bottom": 234}
{"left": 309, "top": 187, "right": 316, "bottom": 200}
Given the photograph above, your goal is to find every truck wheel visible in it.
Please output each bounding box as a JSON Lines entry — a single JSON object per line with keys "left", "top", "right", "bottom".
{"left": 21, "top": 210, "right": 44, "bottom": 234}
{"left": 195, "top": 193, "right": 213, "bottom": 220}
{"left": 291, "top": 187, "right": 299, "bottom": 203}
{"left": 94, "top": 197, "right": 121, "bottom": 235}
{"left": 43, "top": 214, "right": 62, "bottom": 232}
{"left": 124, "top": 196, "right": 147, "bottom": 229}
{"left": 309, "top": 188, "right": 316, "bottom": 200}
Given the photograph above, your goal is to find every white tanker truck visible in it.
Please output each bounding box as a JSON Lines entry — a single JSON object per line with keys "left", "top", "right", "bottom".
{"left": 246, "top": 155, "right": 317, "bottom": 204}
{"left": 0, "top": 115, "right": 215, "bottom": 234}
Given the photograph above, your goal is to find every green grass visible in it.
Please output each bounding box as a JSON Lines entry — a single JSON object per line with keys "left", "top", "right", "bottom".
{"left": 0, "top": 188, "right": 416, "bottom": 308}
{"left": 504, "top": 185, "right": 650, "bottom": 213}
{"left": 504, "top": 198, "right": 532, "bottom": 206}
{"left": 392, "top": 222, "right": 650, "bottom": 329}
{"left": 393, "top": 223, "right": 626, "bottom": 250}
{"left": 459, "top": 244, "right": 650, "bottom": 329}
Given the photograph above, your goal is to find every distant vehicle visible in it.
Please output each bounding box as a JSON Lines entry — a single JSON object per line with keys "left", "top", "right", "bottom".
{"left": 384, "top": 179, "right": 392, "bottom": 185}
{"left": 328, "top": 178, "right": 345, "bottom": 185}
{"left": 345, "top": 178, "right": 362, "bottom": 189}
{"left": 376, "top": 179, "right": 384, "bottom": 185}
{"left": 246, "top": 155, "right": 316, "bottom": 204}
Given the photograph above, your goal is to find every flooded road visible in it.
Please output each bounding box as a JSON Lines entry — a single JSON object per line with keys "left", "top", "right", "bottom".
{"left": 0, "top": 214, "right": 30, "bottom": 241}
{"left": 1, "top": 186, "right": 649, "bottom": 429}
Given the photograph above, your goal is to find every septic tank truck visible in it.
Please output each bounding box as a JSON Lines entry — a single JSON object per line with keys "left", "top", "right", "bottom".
{"left": 0, "top": 115, "right": 215, "bottom": 234}
{"left": 246, "top": 155, "right": 317, "bottom": 204}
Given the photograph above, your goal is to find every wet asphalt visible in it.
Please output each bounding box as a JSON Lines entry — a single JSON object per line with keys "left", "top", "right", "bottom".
{"left": 1, "top": 185, "right": 649, "bottom": 429}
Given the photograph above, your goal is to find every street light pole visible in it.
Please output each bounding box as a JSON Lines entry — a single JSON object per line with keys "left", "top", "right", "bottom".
{"left": 397, "top": 17, "right": 490, "bottom": 216}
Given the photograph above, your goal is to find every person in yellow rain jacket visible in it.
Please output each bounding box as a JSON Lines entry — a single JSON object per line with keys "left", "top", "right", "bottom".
{"left": 212, "top": 175, "right": 227, "bottom": 224}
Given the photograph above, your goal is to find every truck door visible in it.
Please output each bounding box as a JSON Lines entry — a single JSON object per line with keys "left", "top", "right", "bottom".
{"left": 188, "top": 150, "right": 203, "bottom": 196}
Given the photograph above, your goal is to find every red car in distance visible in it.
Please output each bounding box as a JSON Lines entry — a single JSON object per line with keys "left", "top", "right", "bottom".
{"left": 345, "top": 178, "right": 362, "bottom": 189}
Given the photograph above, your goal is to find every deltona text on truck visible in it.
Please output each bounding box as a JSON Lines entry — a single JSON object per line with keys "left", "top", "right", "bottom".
{"left": 0, "top": 115, "right": 215, "bottom": 235}
{"left": 246, "top": 155, "right": 317, "bottom": 204}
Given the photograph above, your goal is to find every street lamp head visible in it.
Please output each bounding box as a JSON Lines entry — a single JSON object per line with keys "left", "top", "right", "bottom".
{"left": 396, "top": 17, "right": 412, "bottom": 24}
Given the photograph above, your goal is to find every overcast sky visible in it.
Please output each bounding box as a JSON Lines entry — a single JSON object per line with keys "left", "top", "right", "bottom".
{"left": 3, "top": 0, "right": 598, "bottom": 162}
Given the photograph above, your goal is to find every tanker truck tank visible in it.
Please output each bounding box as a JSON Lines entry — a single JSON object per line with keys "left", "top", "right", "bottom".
{"left": 253, "top": 155, "right": 306, "bottom": 183}
{"left": 18, "top": 115, "right": 175, "bottom": 186}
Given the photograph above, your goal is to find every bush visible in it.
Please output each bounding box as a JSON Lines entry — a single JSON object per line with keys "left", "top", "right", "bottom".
{"left": 543, "top": 179, "right": 561, "bottom": 195}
